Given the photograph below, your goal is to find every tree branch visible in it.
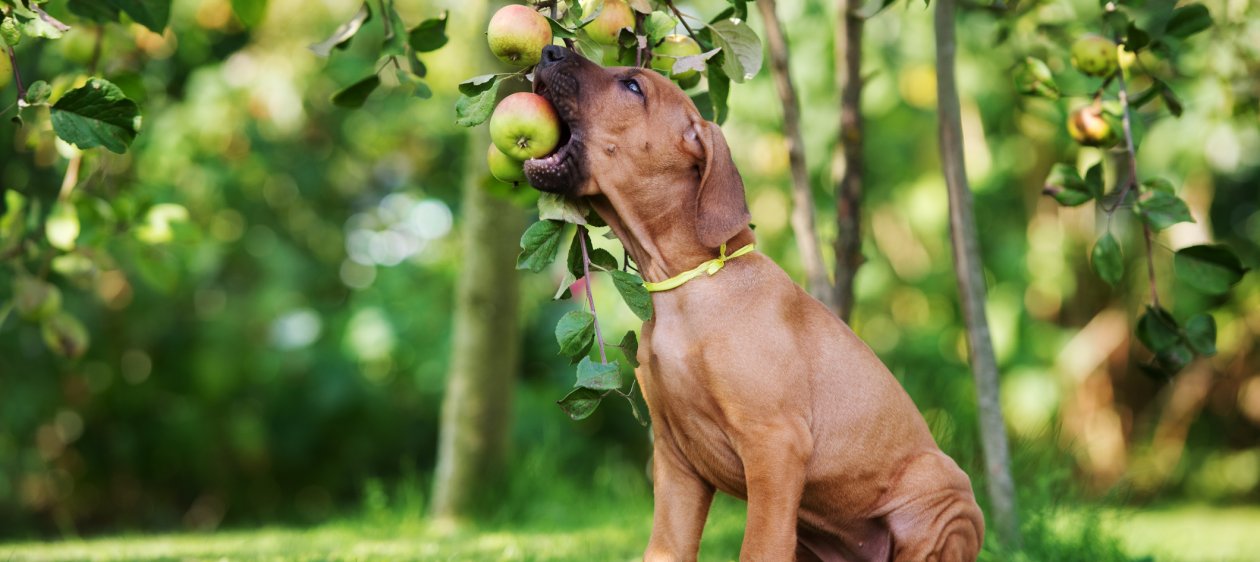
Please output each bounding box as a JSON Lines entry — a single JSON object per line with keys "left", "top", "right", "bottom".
{"left": 578, "top": 228, "right": 608, "bottom": 364}
{"left": 934, "top": 0, "right": 1022, "bottom": 549}
{"left": 832, "top": 0, "right": 865, "bottom": 322}
{"left": 756, "top": 0, "right": 834, "bottom": 309}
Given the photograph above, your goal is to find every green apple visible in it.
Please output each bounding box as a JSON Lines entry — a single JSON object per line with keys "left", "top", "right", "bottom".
{"left": 489, "top": 92, "right": 561, "bottom": 161}
{"left": 487, "top": 143, "right": 527, "bottom": 184}
{"left": 1067, "top": 105, "right": 1120, "bottom": 147}
{"left": 487, "top": 5, "right": 553, "bottom": 67}
{"left": 580, "top": 0, "right": 634, "bottom": 46}
{"left": 651, "top": 34, "right": 703, "bottom": 82}
{"left": 1070, "top": 34, "right": 1118, "bottom": 78}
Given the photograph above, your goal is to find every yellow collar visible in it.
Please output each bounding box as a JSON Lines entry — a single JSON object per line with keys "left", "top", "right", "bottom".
{"left": 641, "top": 243, "right": 756, "bottom": 293}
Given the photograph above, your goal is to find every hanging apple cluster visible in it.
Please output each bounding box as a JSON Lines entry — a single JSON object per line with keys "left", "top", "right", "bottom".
{"left": 454, "top": 0, "right": 763, "bottom": 421}
{"left": 1016, "top": 1, "right": 1249, "bottom": 377}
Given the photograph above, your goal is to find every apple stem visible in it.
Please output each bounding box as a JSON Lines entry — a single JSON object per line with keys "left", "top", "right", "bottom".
{"left": 578, "top": 226, "right": 608, "bottom": 364}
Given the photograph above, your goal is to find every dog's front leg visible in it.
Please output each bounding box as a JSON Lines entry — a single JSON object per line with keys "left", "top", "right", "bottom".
{"left": 736, "top": 419, "right": 812, "bottom": 561}
{"left": 644, "top": 443, "right": 715, "bottom": 562}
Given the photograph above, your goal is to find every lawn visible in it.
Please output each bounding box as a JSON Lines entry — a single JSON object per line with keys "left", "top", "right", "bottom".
{"left": 3, "top": 501, "right": 1257, "bottom": 562}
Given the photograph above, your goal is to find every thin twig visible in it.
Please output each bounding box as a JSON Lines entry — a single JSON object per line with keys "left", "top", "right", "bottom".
{"left": 832, "top": 0, "right": 865, "bottom": 322}
{"left": 664, "top": 0, "right": 697, "bottom": 41}
{"left": 1103, "top": 39, "right": 1140, "bottom": 215}
{"left": 578, "top": 227, "right": 608, "bottom": 364}
{"left": 5, "top": 44, "right": 25, "bottom": 103}
{"left": 1143, "top": 224, "right": 1160, "bottom": 308}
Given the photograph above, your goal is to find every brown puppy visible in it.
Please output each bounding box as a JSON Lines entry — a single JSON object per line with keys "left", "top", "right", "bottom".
{"left": 526, "top": 46, "right": 984, "bottom": 562}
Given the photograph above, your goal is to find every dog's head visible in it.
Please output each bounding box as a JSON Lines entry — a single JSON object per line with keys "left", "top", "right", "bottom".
{"left": 525, "top": 46, "right": 749, "bottom": 248}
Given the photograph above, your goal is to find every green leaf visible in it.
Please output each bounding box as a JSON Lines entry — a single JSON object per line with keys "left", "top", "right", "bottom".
{"left": 589, "top": 249, "right": 618, "bottom": 272}
{"left": 1165, "top": 3, "right": 1211, "bottom": 39}
{"left": 618, "top": 330, "right": 639, "bottom": 368}
{"left": 1136, "top": 191, "right": 1194, "bottom": 230}
{"left": 25, "top": 80, "right": 51, "bottom": 105}
{"left": 1091, "top": 232, "right": 1123, "bottom": 286}
{"left": 1141, "top": 177, "right": 1175, "bottom": 194}
{"left": 455, "top": 76, "right": 502, "bottom": 127}
{"left": 1137, "top": 306, "right": 1181, "bottom": 354}
{"left": 644, "top": 12, "right": 677, "bottom": 46}
{"left": 516, "top": 219, "right": 565, "bottom": 273}
{"left": 555, "top": 310, "right": 596, "bottom": 358}
{"left": 567, "top": 226, "right": 593, "bottom": 280}
{"left": 411, "top": 79, "right": 432, "bottom": 99}
{"left": 1184, "top": 313, "right": 1216, "bottom": 356}
{"left": 50, "top": 79, "right": 142, "bottom": 154}
{"left": 1124, "top": 22, "right": 1150, "bottom": 51}
{"left": 553, "top": 272, "right": 576, "bottom": 301}
{"left": 331, "top": 74, "right": 380, "bottom": 108}
{"left": 41, "top": 311, "right": 90, "bottom": 359}
{"left": 67, "top": 1, "right": 121, "bottom": 23}
{"left": 1, "top": 15, "right": 21, "bottom": 46}
{"left": 707, "top": 19, "right": 762, "bottom": 83}
{"left": 1084, "top": 162, "right": 1104, "bottom": 201}
{"left": 546, "top": 16, "right": 577, "bottom": 39}
{"left": 310, "top": 2, "right": 371, "bottom": 56}
{"left": 1158, "top": 82, "right": 1183, "bottom": 117}
{"left": 1174, "top": 244, "right": 1247, "bottom": 295}
{"left": 691, "top": 91, "right": 714, "bottom": 122}
{"left": 707, "top": 64, "right": 730, "bottom": 124}
{"left": 379, "top": 0, "right": 408, "bottom": 57}
{"left": 576, "top": 357, "right": 622, "bottom": 390}
{"left": 105, "top": 0, "right": 171, "bottom": 33}
{"left": 1043, "top": 163, "right": 1091, "bottom": 206}
{"left": 1156, "top": 344, "right": 1194, "bottom": 373}
{"left": 557, "top": 387, "right": 602, "bottom": 420}
{"left": 408, "top": 11, "right": 448, "bottom": 52}
{"left": 45, "top": 201, "right": 80, "bottom": 251}
{"left": 18, "top": 6, "right": 68, "bottom": 39}
{"left": 231, "top": 0, "right": 267, "bottom": 26}
{"left": 458, "top": 74, "right": 498, "bottom": 96}
{"left": 539, "top": 192, "right": 589, "bottom": 225}
{"left": 610, "top": 270, "right": 653, "bottom": 321}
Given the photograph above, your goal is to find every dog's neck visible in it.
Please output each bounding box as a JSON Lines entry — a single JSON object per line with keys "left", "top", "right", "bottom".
{"left": 587, "top": 194, "right": 755, "bottom": 285}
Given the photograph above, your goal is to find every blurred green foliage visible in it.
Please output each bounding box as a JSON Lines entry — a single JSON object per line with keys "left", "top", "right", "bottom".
{"left": 0, "top": 0, "right": 1258, "bottom": 558}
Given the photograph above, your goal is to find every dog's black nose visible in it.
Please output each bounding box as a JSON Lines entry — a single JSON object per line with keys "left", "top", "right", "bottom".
{"left": 539, "top": 45, "right": 567, "bottom": 69}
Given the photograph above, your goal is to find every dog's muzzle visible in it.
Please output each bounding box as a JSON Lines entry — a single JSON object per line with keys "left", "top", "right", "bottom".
{"left": 523, "top": 46, "right": 587, "bottom": 194}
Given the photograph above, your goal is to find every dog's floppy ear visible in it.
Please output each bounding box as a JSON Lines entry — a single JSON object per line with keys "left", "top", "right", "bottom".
{"left": 692, "top": 120, "right": 750, "bottom": 248}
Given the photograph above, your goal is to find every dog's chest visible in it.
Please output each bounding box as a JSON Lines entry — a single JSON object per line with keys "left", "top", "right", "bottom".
{"left": 638, "top": 331, "right": 750, "bottom": 497}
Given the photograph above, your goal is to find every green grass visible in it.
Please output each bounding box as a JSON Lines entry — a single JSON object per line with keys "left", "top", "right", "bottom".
{"left": 1106, "top": 504, "right": 1260, "bottom": 562}
{"left": 4, "top": 501, "right": 1258, "bottom": 561}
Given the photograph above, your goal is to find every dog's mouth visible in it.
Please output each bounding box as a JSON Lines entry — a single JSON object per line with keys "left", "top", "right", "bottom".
{"left": 524, "top": 69, "right": 585, "bottom": 193}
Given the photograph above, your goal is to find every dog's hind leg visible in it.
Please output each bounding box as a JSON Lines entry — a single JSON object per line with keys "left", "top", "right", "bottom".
{"left": 883, "top": 453, "right": 984, "bottom": 562}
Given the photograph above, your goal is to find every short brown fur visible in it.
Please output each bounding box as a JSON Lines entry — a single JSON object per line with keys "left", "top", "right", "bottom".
{"left": 528, "top": 47, "right": 984, "bottom": 562}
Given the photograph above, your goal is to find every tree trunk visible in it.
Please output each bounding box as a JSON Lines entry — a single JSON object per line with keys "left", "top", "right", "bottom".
{"left": 831, "top": 0, "right": 865, "bottom": 323}
{"left": 431, "top": 0, "right": 524, "bottom": 523}
{"left": 933, "top": 0, "right": 1022, "bottom": 549}
{"left": 756, "top": 0, "right": 835, "bottom": 310}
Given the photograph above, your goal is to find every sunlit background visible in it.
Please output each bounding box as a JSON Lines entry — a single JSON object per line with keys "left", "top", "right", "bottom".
{"left": 1, "top": 0, "right": 1258, "bottom": 559}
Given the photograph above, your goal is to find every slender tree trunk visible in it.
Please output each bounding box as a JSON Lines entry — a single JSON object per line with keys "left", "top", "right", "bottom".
{"left": 756, "top": 0, "right": 835, "bottom": 310}
{"left": 831, "top": 0, "right": 864, "bottom": 323}
{"left": 431, "top": 0, "right": 524, "bottom": 523}
{"left": 933, "top": 0, "right": 1021, "bottom": 549}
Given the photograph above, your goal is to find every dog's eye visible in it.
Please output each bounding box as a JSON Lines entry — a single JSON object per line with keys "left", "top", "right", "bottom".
{"left": 622, "top": 79, "right": 643, "bottom": 96}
